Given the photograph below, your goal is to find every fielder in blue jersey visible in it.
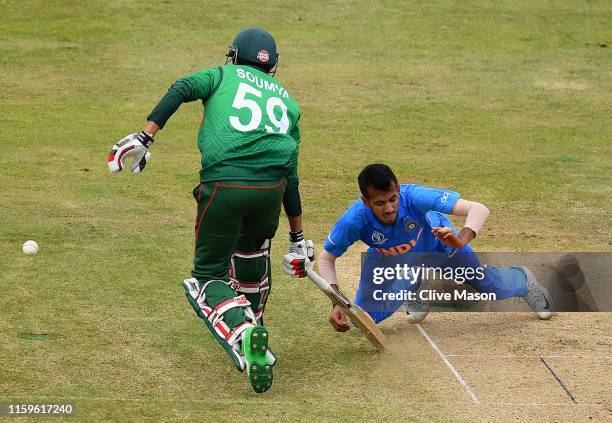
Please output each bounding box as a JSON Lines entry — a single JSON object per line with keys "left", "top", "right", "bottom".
{"left": 316, "top": 164, "right": 553, "bottom": 331}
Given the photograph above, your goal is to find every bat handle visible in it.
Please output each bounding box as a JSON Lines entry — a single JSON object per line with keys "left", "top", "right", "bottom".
{"left": 306, "top": 269, "right": 330, "bottom": 290}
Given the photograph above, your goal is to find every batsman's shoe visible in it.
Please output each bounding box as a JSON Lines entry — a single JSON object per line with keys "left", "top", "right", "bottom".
{"left": 242, "top": 325, "right": 273, "bottom": 393}
{"left": 517, "top": 266, "right": 553, "bottom": 320}
{"left": 265, "top": 348, "right": 277, "bottom": 367}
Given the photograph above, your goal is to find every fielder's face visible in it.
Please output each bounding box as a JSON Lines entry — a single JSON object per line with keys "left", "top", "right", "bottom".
{"left": 362, "top": 183, "right": 400, "bottom": 226}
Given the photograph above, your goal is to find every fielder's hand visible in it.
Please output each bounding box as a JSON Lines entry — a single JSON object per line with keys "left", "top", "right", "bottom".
{"left": 282, "top": 230, "right": 315, "bottom": 278}
{"left": 432, "top": 226, "right": 466, "bottom": 249}
{"left": 329, "top": 304, "right": 350, "bottom": 332}
{"left": 107, "top": 131, "right": 154, "bottom": 174}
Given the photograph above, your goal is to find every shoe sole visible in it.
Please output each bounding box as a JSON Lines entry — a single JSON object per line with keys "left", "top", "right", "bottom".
{"left": 243, "top": 326, "right": 273, "bottom": 393}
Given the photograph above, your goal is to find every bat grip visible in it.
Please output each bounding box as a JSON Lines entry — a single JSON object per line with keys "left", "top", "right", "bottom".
{"left": 306, "top": 269, "right": 330, "bottom": 290}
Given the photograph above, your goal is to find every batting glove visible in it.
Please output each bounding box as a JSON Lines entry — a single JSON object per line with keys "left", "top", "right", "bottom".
{"left": 282, "top": 230, "right": 315, "bottom": 278}
{"left": 107, "top": 131, "right": 154, "bottom": 174}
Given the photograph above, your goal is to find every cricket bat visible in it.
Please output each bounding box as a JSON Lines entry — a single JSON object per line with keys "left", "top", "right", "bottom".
{"left": 307, "top": 269, "right": 388, "bottom": 351}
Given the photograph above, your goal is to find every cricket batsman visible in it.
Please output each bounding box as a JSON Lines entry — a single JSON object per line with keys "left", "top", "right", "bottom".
{"left": 313, "top": 164, "right": 553, "bottom": 331}
{"left": 107, "top": 28, "right": 314, "bottom": 393}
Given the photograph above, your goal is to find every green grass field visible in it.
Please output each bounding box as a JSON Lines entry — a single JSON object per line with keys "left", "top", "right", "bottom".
{"left": 1, "top": 1, "right": 611, "bottom": 421}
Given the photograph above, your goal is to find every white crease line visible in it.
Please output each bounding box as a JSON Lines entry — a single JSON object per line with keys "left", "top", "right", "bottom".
{"left": 416, "top": 324, "right": 479, "bottom": 404}
{"left": 446, "top": 354, "right": 612, "bottom": 359}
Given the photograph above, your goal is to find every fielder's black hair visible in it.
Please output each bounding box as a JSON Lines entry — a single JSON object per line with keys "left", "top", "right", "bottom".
{"left": 358, "top": 164, "right": 398, "bottom": 198}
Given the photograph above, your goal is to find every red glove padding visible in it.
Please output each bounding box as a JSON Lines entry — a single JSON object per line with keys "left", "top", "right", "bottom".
{"left": 282, "top": 251, "right": 314, "bottom": 278}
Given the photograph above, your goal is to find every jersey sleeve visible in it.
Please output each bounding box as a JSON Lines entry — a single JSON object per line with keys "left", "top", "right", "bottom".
{"left": 323, "top": 206, "right": 362, "bottom": 257}
{"left": 147, "top": 67, "right": 223, "bottom": 128}
{"left": 282, "top": 115, "right": 302, "bottom": 216}
{"left": 282, "top": 145, "right": 301, "bottom": 217}
{"left": 289, "top": 117, "right": 301, "bottom": 144}
{"left": 185, "top": 67, "right": 223, "bottom": 102}
{"left": 408, "top": 185, "right": 461, "bottom": 215}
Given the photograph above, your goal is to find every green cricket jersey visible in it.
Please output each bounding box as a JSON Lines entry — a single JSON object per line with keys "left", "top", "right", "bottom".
{"left": 149, "top": 65, "right": 301, "bottom": 183}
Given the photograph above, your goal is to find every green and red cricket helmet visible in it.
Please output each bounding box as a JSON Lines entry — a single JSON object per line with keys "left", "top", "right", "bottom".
{"left": 226, "top": 28, "right": 279, "bottom": 73}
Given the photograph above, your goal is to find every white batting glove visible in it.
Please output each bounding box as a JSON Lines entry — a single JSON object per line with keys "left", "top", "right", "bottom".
{"left": 107, "top": 131, "right": 154, "bottom": 174}
{"left": 282, "top": 230, "right": 315, "bottom": 278}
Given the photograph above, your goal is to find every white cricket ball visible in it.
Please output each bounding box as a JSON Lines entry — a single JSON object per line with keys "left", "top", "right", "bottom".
{"left": 22, "top": 240, "right": 40, "bottom": 256}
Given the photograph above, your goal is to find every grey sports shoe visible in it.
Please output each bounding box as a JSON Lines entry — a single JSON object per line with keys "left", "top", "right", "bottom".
{"left": 517, "top": 266, "right": 553, "bottom": 320}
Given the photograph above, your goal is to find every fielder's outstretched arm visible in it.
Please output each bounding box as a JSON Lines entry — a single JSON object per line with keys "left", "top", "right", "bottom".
{"left": 317, "top": 249, "right": 339, "bottom": 286}
{"left": 432, "top": 199, "right": 490, "bottom": 249}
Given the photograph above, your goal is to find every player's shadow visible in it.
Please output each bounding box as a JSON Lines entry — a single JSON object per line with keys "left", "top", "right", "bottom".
{"left": 421, "top": 253, "right": 600, "bottom": 313}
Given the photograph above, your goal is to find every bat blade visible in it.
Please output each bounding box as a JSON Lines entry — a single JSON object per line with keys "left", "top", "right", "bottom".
{"left": 307, "top": 270, "right": 388, "bottom": 351}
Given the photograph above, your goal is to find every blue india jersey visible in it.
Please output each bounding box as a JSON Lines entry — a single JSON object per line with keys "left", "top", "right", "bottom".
{"left": 323, "top": 184, "right": 461, "bottom": 257}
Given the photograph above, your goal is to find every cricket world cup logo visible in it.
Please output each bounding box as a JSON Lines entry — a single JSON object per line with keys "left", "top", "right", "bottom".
{"left": 372, "top": 231, "right": 387, "bottom": 246}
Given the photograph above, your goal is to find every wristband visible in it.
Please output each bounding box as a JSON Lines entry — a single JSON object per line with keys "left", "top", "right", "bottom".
{"left": 289, "top": 230, "right": 304, "bottom": 243}
{"left": 137, "top": 131, "right": 155, "bottom": 148}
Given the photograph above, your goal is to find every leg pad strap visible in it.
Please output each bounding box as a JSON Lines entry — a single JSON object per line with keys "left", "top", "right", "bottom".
{"left": 183, "top": 278, "right": 258, "bottom": 371}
